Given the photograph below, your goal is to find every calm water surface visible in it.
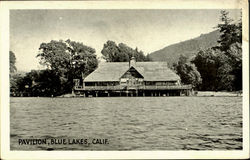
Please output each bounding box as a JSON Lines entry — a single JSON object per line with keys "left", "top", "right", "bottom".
{"left": 10, "top": 97, "right": 242, "bottom": 150}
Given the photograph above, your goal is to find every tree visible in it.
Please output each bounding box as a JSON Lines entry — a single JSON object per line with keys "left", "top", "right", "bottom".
{"left": 216, "top": 10, "right": 242, "bottom": 53}
{"left": 227, "top": 42, "right": 242, "bottom": 90}
{"left": 215, "top": 10, "right": 242, "bottom": 90}
{"left": 192, "top": 48, "right": 235, "bottom": 91}
{"left": 9, "top": 51, "right": 19, "bottom": 96}
{"left": 117, "top": 43, "right": 134, "bottom": 62}
{"left": 37, "top": 39, "right": 98, "bottom": 95}
{"left": 37, "top": 39, "right": 98, "bottom": 76}
{"left": 65, "top": 39, "right": 98, "bottom": 78}
{"left": 10, "top": 51, "right": 17, "bottom": 73}
{"left": 10, "top": 73, "right": 24, "bottom": 96}
{"left": 101, "top": 40, "right": 121, "bottom": 62}
{"left": 23, "top": 70, "right": 65, "bottom": 96}
{"left": 135, "top": 47, "right": 152, "bottom": 62}
{"left": 9, "top": 69, "right": 65, "bottom": 97}
{"left": 101, "top": 40, "right": 151, "bottom": 62}
{"left": 192, "top": 49, "right": 218, "bottom": 90}
{"left": 37, "top": 40, "right": 69, "bottom": 72}
{"left": 173, "top": 55, "right": 202, "bottom": 89}
{"left": 191, "top": 10, "right": 242, "bottom": 91}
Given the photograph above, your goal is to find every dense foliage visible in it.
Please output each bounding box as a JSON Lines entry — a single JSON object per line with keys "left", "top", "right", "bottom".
{"left": 37, "top": 39, "right": 98, "bottom": 79}
{"left": 101, "top": 40, "right": 151, "bottom": 62}
{"left": 10, "top": 51, "right": 20, "bottom": 95}
{"left": 10, "top": 70, "right": 67, "bottom": 97}
{"left": 10, "top": 51, "right": 17, "bottom": 73}
{"left": 216, "top": 10, "right": 242, "bottom": 53}
{"left": 10, "top": 40, "right": 98, "bottom": 97}
{"left": 173, "top": 55, "right": 202, "bottom": 89}
{"left": 174, "top": 10, "right": 242, "bottom": 91}
{"left": 192, "top": 48, "right": 232, "bottom": 90}
{"left": 195, "top": 11, "right": 241, "bottom": 91}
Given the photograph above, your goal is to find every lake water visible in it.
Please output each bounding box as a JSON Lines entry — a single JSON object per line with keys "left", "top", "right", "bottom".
{"left": 10, "top": 97, "right": 242, "bottom": 150}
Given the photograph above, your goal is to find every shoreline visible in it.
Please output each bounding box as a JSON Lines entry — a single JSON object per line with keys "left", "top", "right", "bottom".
{"left": 57, "top": 91, "right": 242, "bottom": 98}
{"left": 196, "top": 91, "right": 242, "bottom": 97}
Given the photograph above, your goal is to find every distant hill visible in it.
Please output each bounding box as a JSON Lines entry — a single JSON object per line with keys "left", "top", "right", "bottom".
{"left": 149, "top": 30, "right": 220, "bottom": 66}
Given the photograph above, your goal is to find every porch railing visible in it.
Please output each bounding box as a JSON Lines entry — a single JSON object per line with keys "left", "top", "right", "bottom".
{"left": 74, "top": 85, "right": 192, "bottom": 91}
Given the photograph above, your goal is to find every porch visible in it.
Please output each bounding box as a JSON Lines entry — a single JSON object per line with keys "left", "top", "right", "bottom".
{"left": 74, "top": 84, "right": 192, "bottom": 91}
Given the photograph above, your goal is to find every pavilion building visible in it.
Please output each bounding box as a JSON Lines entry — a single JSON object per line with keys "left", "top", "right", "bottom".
{"left": 73, "top": 57, "right": 192, "bottom": 97}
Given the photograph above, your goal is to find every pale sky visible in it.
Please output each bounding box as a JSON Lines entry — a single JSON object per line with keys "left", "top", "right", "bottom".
{"left": 10, "top": 9, "right": 241, "bottom": 71}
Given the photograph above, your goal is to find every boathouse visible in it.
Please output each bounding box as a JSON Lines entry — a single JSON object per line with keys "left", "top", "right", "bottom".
{"left": 73, "top": 57, "right": 192, "bottom": 97}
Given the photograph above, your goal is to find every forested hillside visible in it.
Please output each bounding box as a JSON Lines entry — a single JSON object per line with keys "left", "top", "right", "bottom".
{"left": 149, "top": 30, "right": 220, "bottom": 66}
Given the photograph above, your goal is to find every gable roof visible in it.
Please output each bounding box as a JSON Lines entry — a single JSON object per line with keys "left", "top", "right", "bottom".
{"left": 84, "top": 61, "right": 180, "bottom": 82}
{"left": 121, "top": 66, "right": 144, "bottom": 79}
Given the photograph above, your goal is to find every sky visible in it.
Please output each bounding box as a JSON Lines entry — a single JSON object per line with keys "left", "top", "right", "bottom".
{"left": 10, "top": 9, "right": 241, "bottom": 72}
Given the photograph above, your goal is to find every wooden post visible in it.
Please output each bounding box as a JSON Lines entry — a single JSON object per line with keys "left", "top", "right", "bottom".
{"left": 72, "top": 89, "right": 75, "bottom": 97}
{"left": 108, "top": 92, "right": 110, "bottom": 97}
{"left": 95, "top": 91, "right": 98, "bottom": 97}
{"left": 143, "top": 91, "right": 145, "bottom": 97}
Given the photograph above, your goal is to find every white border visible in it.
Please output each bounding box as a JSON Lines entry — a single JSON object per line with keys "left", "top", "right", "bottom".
{"left": 0, "top": 0, "right": 249, "bottom": 159}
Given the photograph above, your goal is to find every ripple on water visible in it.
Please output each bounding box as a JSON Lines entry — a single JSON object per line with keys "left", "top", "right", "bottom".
{"left": 10, "top": 97, "right": 242, "bottom": 150}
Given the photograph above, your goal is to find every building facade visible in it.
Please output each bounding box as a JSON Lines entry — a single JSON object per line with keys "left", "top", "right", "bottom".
{"left": 73, "top": 57, "right": 192, "bottom": 97}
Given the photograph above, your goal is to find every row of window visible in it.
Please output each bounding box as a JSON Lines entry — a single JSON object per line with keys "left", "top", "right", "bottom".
{"left": 84, "top": 81, "right": 179, "bottom": 86}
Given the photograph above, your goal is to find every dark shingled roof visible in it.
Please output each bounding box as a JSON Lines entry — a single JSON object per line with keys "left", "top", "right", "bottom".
{"left": 84, "top": 62, "right": 180, "bottom": 82}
